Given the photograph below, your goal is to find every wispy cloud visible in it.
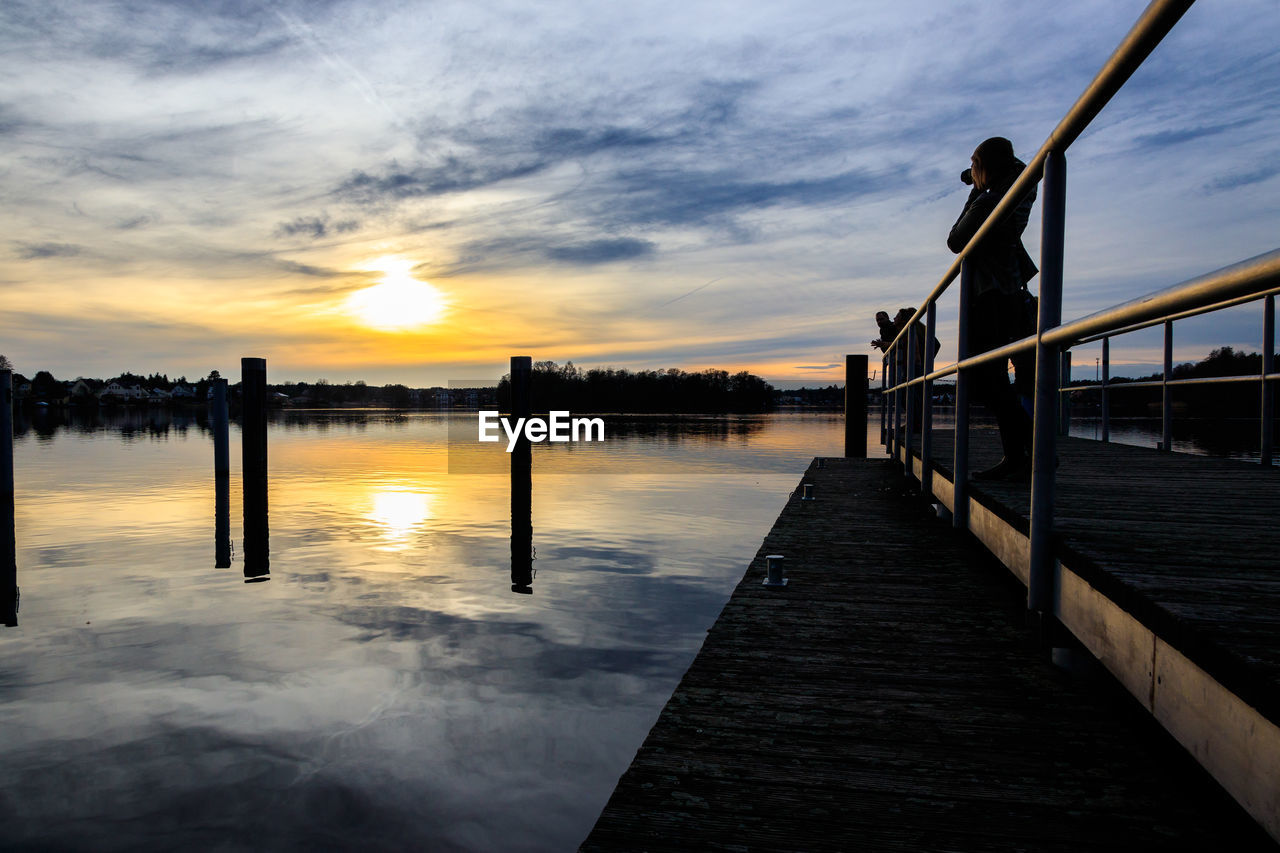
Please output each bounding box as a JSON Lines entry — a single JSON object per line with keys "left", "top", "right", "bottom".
{"left": 545, "top": 238, "right": 656, "bottom": 264}
{"left": 1204, "top": 163, "right": 1280, "bottom": 193}
{"left": 274, "top": 215, "right": 361, "bottom": 240}
{"left": 13, "top": 242, "right": 84, "bottom": 260}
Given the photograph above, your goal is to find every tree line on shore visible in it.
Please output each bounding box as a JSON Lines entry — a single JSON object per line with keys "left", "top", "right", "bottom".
{"left": 1069, "top": 347, "right": 1279, "bottom": 418}
{"left": 497, "top": 361, "right": 776, "bottom": 413}
{"left": 11, "top": 346, "right": 1266, "bottom": 416}
{"left": 1, "top": 357, "right": 776, "bottom": 413}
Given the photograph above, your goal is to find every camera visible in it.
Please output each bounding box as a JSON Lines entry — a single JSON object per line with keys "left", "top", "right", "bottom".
{"left": 961, "top": 168, "right": 973, "bottom": 186}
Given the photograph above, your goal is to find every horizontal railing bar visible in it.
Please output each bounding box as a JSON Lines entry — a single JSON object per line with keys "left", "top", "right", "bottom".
{"left": 1057, "top": 373, "right": 1280, "bottom": 393}
{"left": 888, "top": 363, "right": 1280, "bottom": 397}
{"left": 895, "top": 369, "right": 1280, "bottom": 397}
{"left": 884, "top": 334, "right": 1039, "bottom": 392}
{"left": 882, "top": 252, "right": 1280, "bottom": 396}
{"left": 1043, "top": 249, "right": 1280, "bottom": 351}
{"left": 1076, "top": 284, "right": 1280, "bottom": 346}
{"left": 884, "top": 0, "right": 1196, "bottom": 356}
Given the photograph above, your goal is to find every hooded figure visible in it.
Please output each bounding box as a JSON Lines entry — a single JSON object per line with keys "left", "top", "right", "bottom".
{"left": 947, "top": 136, "right": 1038, "bottom": 481}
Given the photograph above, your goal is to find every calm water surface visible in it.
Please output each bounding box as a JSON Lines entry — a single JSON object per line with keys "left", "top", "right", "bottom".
{"left": 0, "top": 407, "right": 1256, "bottom": 850}
{"left": 1, "top": 410, "right": 851, "bottom": 852}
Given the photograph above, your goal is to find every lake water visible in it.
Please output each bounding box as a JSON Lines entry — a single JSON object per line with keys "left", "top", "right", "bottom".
{"left": 1, "top": 409, "right": 853, "bottom": 852}
{"left": 0, "top": 406, "right": 1262, "bottom": 850}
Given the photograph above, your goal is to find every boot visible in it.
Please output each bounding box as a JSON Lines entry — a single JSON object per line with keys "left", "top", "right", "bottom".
{"left": 974, "top": 455, "right": 1028, "bottom": 481}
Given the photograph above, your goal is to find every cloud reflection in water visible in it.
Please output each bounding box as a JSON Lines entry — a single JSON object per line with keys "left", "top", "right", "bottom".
{"left": 0, "top": 410, "right": 844, "bottom": 850}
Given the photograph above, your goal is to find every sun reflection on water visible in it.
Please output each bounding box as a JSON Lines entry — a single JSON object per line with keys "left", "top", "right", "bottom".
{"left": 364, "top": 486, "right": 435, "bottom": 548}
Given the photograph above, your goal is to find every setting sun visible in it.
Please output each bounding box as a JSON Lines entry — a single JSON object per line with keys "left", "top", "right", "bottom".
{"left": 346, "top": 257, "right": 447, "bottom": 331}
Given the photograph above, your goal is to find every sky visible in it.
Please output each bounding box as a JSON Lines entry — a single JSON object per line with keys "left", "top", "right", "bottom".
{"left": 2, "top": 0, "right": 1278, "bottom": 388}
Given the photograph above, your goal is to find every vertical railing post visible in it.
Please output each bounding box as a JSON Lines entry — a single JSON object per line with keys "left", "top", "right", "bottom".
{"left": 1262, "top": 295, "right": 1274, "bottom": 467}
{"left": 889, "top": 345, "right": 901, "bottom": 463}
{"left": 880, "top": 356, "right": 888, "bottom": 450}
{"left": 921, "top": 303, "right": 937, "bottom": 501}
{"left": 510, "top": 356, "right": 533, "bottom": 594}
{"left": 1058, "top": 351, "right": 1072, "bottom": 437}
{"left": 1, "top": 370, "right": 17, "bottom": 627}
{"left": 904, "top": 324, "right": 917, "bottom": 474}
{"left": 212, "top": 378, "right": 230, "bottom": 569}
{"left": 952, "top": 261, "right": 973, "bottom": 531}
{"left": 1101, "top": 337, "right": 1111, "bottom": 443}
{"left": 845, "top": 354, "right": 868, "bottom": 458}
{"left": 241, "top": 357, "right": 269, "bottom": 580}
{"left": 1028, "top": 149, "right": 1066, "bottom": 620}
{"left": 1162, "top": 320, "right": 1173, "bottom": 451}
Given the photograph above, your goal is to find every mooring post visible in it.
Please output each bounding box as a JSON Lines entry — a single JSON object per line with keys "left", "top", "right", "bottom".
{"left": 510, "top": 356, "right": 533, "bottom": 594}
{"left": 1028, "top": 149, "right": 1066, "bottom": 625}
{"left": 241, "top": 358, "right": 269, "bottom": 580}
{"left": 1, "top": 370, "right": 17, "bottom": 626}
{"left": 844, "top": 354, "right": 868, "bottom": 458}
{"left": 1262, "top": 294, "right": 1274, "bottom": 467}
{"left": 952, "top": 260, "right": 973, "bottom": 531}
{"left": 212, "top": 378, "right": 231, "bottom": 568}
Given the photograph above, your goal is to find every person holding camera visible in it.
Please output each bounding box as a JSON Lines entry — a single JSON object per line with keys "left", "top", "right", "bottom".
{"left": 947, "top": 136, "right": 1039, "bottom": 481}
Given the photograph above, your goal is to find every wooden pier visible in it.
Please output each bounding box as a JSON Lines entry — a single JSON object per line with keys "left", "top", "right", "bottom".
{"left": 581, "top": 443, "right": 1278, "bottom": 850}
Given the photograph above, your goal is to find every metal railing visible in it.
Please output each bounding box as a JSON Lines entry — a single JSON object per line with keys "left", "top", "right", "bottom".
{"left": 877, "top": 0, "right": 1280, "bottom": 619}
{"left": 1062, "top": 288, "right": 1279, "bottom": 457}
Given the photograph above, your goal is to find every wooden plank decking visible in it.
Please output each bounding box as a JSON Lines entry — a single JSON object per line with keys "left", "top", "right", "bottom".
{"left": 581, "top": 451, "right": 1276, "bottom": 851}
{"left": 924, "top": 429, "right": 1280, "bottom": 724}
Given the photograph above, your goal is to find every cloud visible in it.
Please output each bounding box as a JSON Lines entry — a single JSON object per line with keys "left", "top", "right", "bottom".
{"left": 274, "top": 215, "right": 361, "bottom": 240}
{"left": 544, "top": 238, "right": 655, "bottom": 264}
{"left": 1130, "top": 119, "right": 1257, "bottom": 151}
{"left": 2, "top": 0, "right": 1278, "bottom": 385}
{"left": 13, "top": 242, "right": 84, "bottom": 260}
{"left": 592, "top": 165, "right": 910, "bottom": 228}
{"left": 116, "top": 215, "right": 155, "bottom": 230}
{"left": 1203, "top": 163, "right": 1280, "bottom": 193}
{"left": 274, "top": 259, "right": 350, "bottom": 279}
{"left": 3, "top": 0, "right": 299, "bottom": 76}
{"left": 429, "top": 234, "right": 655, "bottom": 276}
{"left": 336, "top": 157, "right": 550, "bottom": 203}
{"left": 795, "top": 364, "right": 839, "bottom": 370}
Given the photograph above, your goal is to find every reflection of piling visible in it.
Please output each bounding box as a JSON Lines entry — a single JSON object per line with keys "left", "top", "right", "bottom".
{"left": 212, "top": 378, "right": 231, "bottom": 569}
{"left": 510, "top": 356, "right": 533, "bottom": 594}
{"left": 2, "top": 370, "right": 17, "bottom": 626}
{"left": 845, "top": 354, "right": 868, "bottom": 458}
{"left": 241, "top": 359, "right": 269, "bottom": 581}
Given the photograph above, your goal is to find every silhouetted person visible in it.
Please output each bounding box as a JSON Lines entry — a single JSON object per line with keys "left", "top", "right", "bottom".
{"left": 873, "top": 307, "right": 938, "bottom": 433}
{"left": 870, "top": 311, "right": 897, "bottom": 352}
{"left": 948, "top": 136, "right": 1038, "bottom": 481}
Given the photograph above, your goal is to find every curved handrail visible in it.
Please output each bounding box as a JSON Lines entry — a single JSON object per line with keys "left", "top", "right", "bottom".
{"left": 884, "top": 0, "right": 1195, "bottom": 354}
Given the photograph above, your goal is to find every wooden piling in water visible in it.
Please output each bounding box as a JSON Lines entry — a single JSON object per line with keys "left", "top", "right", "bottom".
{"left": 510, "top": 356, "right": 533, "bottom": 594}
{"left": 240, "top": 358, "right": 269, "bottom": 580}
{"left": 211, "top": 378, "right": 231, "bottom": 569}
{"left": 845, "top": 353, "right": 868, "bottom": 458}
{"left": 1, "top": 370, "right": 17, "bottom": 626}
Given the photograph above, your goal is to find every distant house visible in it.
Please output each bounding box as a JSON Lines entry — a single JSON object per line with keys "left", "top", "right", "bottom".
{"left": 99, "top": 382, "right": 148, "bottom": 401}
{"left": 66, "top": 379, "right": 96, "bottom": 401}
{"left": 148, "top": 387, "right": 172, "bottom": 403}
{"left": 170, "top": 385, "right": 196, "bottom": 399}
